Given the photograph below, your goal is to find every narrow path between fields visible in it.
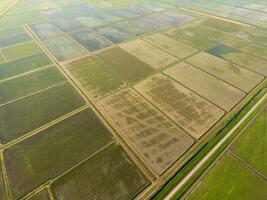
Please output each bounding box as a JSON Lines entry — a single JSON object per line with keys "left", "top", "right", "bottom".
{"left": 228, "top": 150, "right": 267, "bottom": 181}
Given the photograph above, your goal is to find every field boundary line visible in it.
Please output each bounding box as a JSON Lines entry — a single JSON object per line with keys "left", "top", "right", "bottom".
{"left": 0, "top": 64, "right": 54, "bottom": 83}
{"left": 0, "top": 81, "right": 67, "bottom": 108}
{"left": 20, "top": 180, "right": 52, "bottom": 200}
{"left": 47, "top": 186, "right": 55, "bottom": 200}
{"left": 180, "top": 7, "right": 251, "bottom": 27}
{"left": 212, "top": 52, "right": 267, "bottom": 77}
{"left": 0, "top": 0, "right": 19, "bottom": 18}
{"left": 228, "top": 150, "right": 267, "bottom": 181}
{"left": 164, "top": 93, "right": 267, "bottom": 200}
{"left": 2, "top": 51, "right": 44, "bottom": 63}
{"left": 0, "top": 49, "right": 7, "bottom": 62}
{"left": 0, "top": 153, "right": 11, "bottom": 200}
{"left": 222, "top": 36, "right": 267, "bottom": 62}
{"left": 132, "top": 87, "right": 196, "bottom": 141}
{"left": 24, "top": 24, "right": 156, "bottom": 182}
{"left": 51, "top": 141, "right": 115, "bottom": 183}
{"left": 0, "top": 39, "right": 37, "bottom": 50}
{"left": 162, "top": 72, "right": 227, "bottom": 112}
{"left": 24, "top": 24, "right": 91, "bottom": 105}
{"left": 2, "top": 105, "right": 89, "bottom": 150}
{"left": 185, "top": 60, "right": 250, "bottom": 94}
{"left": 0, "top": 31, "right": 25, "bottom": 40}
{"left": 20, "top": 142, "right": 115, "bottom": 200}
{"left": 95, "top": 103, "right": 158, "bottom": 180}
{"left": 141, "top": 36, "right": 199, "bottom": 60}
{"left": 184, "top": 99, "right": 267, "bottom": 199}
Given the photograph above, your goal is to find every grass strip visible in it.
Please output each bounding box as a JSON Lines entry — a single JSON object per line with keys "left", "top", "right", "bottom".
{"left": 152, "top": 87, "right": 267, "bottom": 200}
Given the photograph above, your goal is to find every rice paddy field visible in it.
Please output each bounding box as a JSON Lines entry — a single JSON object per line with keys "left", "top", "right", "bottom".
{"left": 133, "top": 74, "right": 225, "bottom": 139}
{"left": 0, "top": 0, "right": 266, "bottom": 200}
{"left": 97, "top": 88, "right": 194, "bottom": 175}
{"left": 28, "top": 189, "right": 50, "bottom": 200}
{"left": 185, "top": 102, "right": 267, "bottom": 200}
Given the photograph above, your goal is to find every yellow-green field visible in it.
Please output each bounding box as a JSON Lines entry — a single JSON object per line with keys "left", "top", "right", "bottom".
{"left": 0, "top": 0, "right": 266, "bottom": 200}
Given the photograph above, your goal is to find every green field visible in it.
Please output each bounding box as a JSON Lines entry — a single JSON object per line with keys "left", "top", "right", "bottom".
{"left": 0, "top": 53, "right": 52, "bottom": 81}
{"left": 5, "top": 108, "right": 112, "bottom": 199}
{"left": 0, "top": 67, "right": 65, "bottom": 105}
{"left": 97, "top": 46, "right": 154, "bottom": 82}
{"left": 0, "top": 83, "right": 85, "bottom": 143}
{"left": 28, "top": 189, "right": 50, "bottom": 200}
{"left": 187, "top": 153, "right": 267, "bottom": 200}
{"left": 238, "top": 28, "right": 267, "bottom": 46}
{"left": 1, "top": 42, "right": 42, "bottom": 60}
{"left": 183, "top": 21, "right": 229, "bottom": 42}
{"left": 67, "top": 55, "right": 125, "bottom": 99}
{"left": 200, "top": 18, "right": 246, "bottom": 34}
{"left": 0, "top": 26, "right": 25, "bottom": 38}
{"left": 51, "top": 143, "right": 149, "bottom": 200}
{"left": 0, "top": 33, "right": 31, "bottom": 48}
{"left": 164, "top": 27, "right": 215, "bottom": 49}
{"left": 143, "top": 33, "right": 198, "bottom": 59}
{"left": 231, "top": 105, "right": 267, "bottom": 176}
{"left": 0, "top": 11, "right": 44, "bottom": 28}
{"left": 223, "top": 37, "right": 267, "bottom": 60}
{"left": 0, "top": 1, "right": 266, "bottom": 200}
{"left": 206, "top": 43, "right": 267, "bottom": 76}
{"left": 185, "top": 100, "right": 267, "bottom": 200}
{"left": 240, "top": 43, "right": 267, "bottom": 60}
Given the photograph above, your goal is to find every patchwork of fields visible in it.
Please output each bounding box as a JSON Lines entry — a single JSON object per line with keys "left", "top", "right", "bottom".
{"left": 97, "top": 88, "right": 194, "bottom": 175}
{"left": 0, "top": 0, "right": 266, "bottom": 200}
{"left": 185, "top": 101, "right": 267, "bottom": 200}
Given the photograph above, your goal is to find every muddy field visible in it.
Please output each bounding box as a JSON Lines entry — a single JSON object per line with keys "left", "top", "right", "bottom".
{"left": 119, "top": 39, "right": 178, "bottom": 69}
{"left": 0, "top": 0, "right": 266, "bottom": 199}
{"left": 134, "top": 74, "right": 225, "bottom": 139}
{"left": 164, "top": 62, "right": 246, "bottom": 111}
{"left": 143, "top": 33, "right": 198, "bottom": 59}
{"left": 97, "top": 88, "right": 194, "bottom": 175}
{"left": 187, "top": 52, "right": 264, "bottom": 92}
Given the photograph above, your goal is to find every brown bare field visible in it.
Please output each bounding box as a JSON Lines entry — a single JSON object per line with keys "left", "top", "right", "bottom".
{"left": 96, "top": 46, "right": 154, "bottom": 82}
{"left": 164, "top": 62, "right": 246, "bottom": 111}
{"left": 134, "top": 74, "right": 225, "bottom": 139}
{"left": 187, "top": 52, "right": 263, "bottom": 92}
{"left": 119, "top": 39, "right": 178, "bottom": 69}
{"left": 143, "top": 33, "right": 198, "bottom": 59}
{"left": 97, "top": 88, "right": 194, "bottom": 175}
